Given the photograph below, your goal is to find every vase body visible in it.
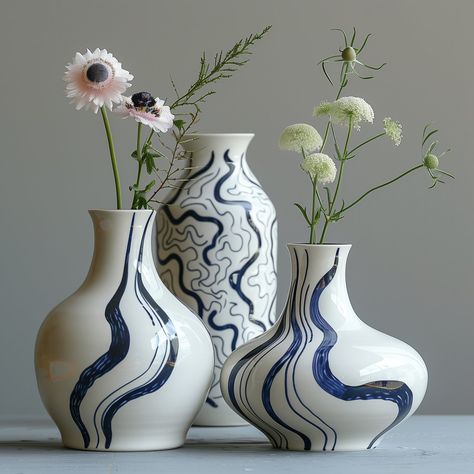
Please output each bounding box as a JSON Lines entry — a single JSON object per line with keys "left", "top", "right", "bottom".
{"left": 35, "top": 210, "right": 214, "bottom": 451}
{"left": 221, "top": 244, "right": 428, "bottom": 451}
{"left": 157, "top": 133, "right": 277, "bottom": 426}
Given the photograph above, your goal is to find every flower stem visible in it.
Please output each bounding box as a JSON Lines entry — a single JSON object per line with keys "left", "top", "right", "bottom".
{"left": 309, "top": 178, "right": 318, "bottom": 244}
{"left": 100, "top": 107, "right": 122, "bottom": 209}
{"left": 347, "top": 132, "right": 385, "bottom": 156}
{"left": 320, "top": 121, "right": 331, "bottom": 152}
{"left": 340, "top": 164, "right": 424, "bottom": 214}
{"left": 132, "top": 122, "right": 143, "bottom": 209}
{"left": 319, "top": 117, "right": 353, "bottom": 243}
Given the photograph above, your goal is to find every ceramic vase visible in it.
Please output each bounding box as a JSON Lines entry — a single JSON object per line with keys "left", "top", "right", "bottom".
{"left": 221, "top": 244, "right": 428, "bottom": 451}
{"left": 35, "top": 210, "right": 214, "bottom": 451}
{"left": 156, "top": 133, "right": 277, "bottom": 426}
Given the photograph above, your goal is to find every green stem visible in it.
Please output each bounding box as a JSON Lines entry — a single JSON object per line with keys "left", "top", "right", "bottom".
{"left": 335, "top": 63, "right": 348, "bottom": 100}
{"left": 100, "top": 106, "right": 122, "bottom": 209}
{"left": 320, "top": 121, "right": 331, "bottom": 152}
{"left": 132, "top": 123, "right": 143, "bottom": 209}
{"left": 347, "top": 132, "right": 385, "bottom": 156}
{"left": 319, "top": 117, "right": 352, "bottom": 243}
{"left": 340, "top": 164, "right": 424, "bottom": 214}
{"left": 309, "top": 178, "right": 319, "bottom": 244}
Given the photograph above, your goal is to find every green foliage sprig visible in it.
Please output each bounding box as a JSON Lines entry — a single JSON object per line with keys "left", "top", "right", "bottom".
{"left": 134, "top": 26, "right": 272, "bottom": 208}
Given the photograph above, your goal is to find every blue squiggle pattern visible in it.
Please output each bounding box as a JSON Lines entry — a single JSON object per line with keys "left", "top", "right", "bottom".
{"left": 214, "top": 151, "right": 265, "bottom": 332}
{"left": 309, "top": 248, "right": 413, "bottom": 449}
{"left": 158, "top": 147, "right": 277, "bottom": 410}
{"left": 69, "top": 214, "right": 135, "bottom": 448}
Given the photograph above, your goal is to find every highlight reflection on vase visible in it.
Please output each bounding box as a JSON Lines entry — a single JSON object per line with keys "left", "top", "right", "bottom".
{"left": 157, "top": 133, "right": 277, "bottom": 426}
{"left": 221, "top": 244, "right": 427, "bottom": 450}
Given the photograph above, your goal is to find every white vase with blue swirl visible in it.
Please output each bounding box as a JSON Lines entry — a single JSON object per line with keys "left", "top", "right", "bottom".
{"left": 221, "top": 244, "right": 428, "bottom": 451}
{"left": 35, "top": 210, "right": 214, "bottom": 451}
{"left": 157, "top": 133, "right": 277, "bottom": 426}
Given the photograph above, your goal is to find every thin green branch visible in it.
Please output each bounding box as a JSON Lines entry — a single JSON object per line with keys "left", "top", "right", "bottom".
{"left": 340, "top": 164, "right": 424, "bottom": 214}
{"left": 100, "top": 106, "right": 122, "bottom": 209}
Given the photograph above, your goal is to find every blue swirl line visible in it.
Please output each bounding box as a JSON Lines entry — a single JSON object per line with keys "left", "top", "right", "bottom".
{"left": 69, "top": 214, "right": 135, "bottom": 449}
{"left": 309, "top": 248, "right": 413, "bottom": 449}
{"left": 260, "top": 252, "right": 312, "bottom": 450}
{"left": 286, "top": 249, "right": 334, "bottom": 450}
{"left": 161, "top": 206, "right": 224, "bottom": 267}
{"left": 166, "top": 151, "right": 216, "bottom": 206}
{"left": 100, "top": 213, "right": 179, "bottom": 449}
{"left": 214, "top": 150, "right": 266, "bottom": 332}
{"left": 208, "top": 310, "right": 239, "bottom": 352}
{"left": 157, "top": 249, "right": 207, "bottom": 319}
{"left": 227, "top": 300, "right": 289, "bottom": 447}
{"left": 91, "top": 214, "right": 166, "bottom": 448}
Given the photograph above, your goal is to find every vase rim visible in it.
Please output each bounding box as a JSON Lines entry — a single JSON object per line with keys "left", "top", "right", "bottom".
{"left": 287, "top": 242, "right": 352, "bottom": 248}
{"left": 88, "top": 209, "right": 155, "bottom": 214}
{"left": 183, "top": 133, "right": 255, "bottom": 138}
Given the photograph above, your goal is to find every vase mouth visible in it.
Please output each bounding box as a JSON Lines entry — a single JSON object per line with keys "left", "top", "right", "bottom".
{"left": 88, "top": 209, "right": 155, "bottom": 216}
{"left": 287, "top": 242, "right": 352, "bottom": 248}
{"left": 183, "top": 133, "right": 255, "bottom": 138}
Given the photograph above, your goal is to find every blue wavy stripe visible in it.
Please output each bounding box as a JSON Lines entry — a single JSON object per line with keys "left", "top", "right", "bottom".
{"left": 90, "top": 212, "right": 165, "bottom": 449}
{"left": 226, "top": 307, "right": 288, "bottom": 447}
{"left": 100, "top": 213, "right": 179, "bottom": 449}
{"left": 157, "top": 248, "right": 207, "bottom": 318}
{"left": 166, "top": 151, "right": 216, "bottom": 206}
{"left": 260, "top": 252, "right": 312, "bottom": 451}
{"left": 69, "top": 214, "right": 135, "bottom": 448}
{"left": 208, "top": 309, "right": 239, "bottom": 351}
{"left": 214, "top": 151, "right": 266, "bottom": 332}
{"left": 309, "top": 248, "right": 413, "bottom": 449}
{"left": 286, "top": 249, "right": 335, "bottom": 450}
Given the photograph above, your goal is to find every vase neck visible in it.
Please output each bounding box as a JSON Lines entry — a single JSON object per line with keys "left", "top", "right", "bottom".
{"left": 285, "top": 244, "right": 358, "bottom": 328}
{"left": 84, "top": 210, "right": 157, "bottom": 286}
{"left": 181, "top": 133, "right": 253, "bottom": 168}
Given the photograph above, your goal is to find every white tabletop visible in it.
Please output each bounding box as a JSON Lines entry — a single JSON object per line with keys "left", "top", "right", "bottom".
{"left": 0, "top": 416, "right": 472, "bottom": 474}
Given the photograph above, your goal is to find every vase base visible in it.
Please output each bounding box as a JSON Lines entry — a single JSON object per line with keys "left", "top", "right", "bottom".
{"left": 62, "top": 435, "right": 186, "bottom": 452}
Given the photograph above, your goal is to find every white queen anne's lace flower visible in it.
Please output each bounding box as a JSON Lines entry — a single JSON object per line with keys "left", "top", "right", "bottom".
{"left": 383, "top": 117, "right": 402, "bottom": 146}
{"left": 116, "top": 92, "right": 174, "bottom": 133}
{"left": 279, "top": 124, "right": 322, "bottom": 153}
{"left": 314, "top": 96, "right": 374, "bottom": 129}
{"left": 64, "top": 48, "right": 133, "bottom": 113}
{"left": 301, "top": 153, "right": 337, "bottom": 184}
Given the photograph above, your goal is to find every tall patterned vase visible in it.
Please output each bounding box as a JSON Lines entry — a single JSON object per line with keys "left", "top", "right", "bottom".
{"left": 221, "top": 244, "right": 428, "bottom": 451}
{"left": 157, "top": 133, "right": 277, "bottom": 426}
{"left": 35, "top": 210, "right": 214, "bottom": 451}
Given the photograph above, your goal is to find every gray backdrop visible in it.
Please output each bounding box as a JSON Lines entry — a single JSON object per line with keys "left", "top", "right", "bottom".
{"left": 1, "top": 0, "right": 472, "bottom": 416}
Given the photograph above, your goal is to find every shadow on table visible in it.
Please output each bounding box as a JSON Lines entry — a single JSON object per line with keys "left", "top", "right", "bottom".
{"left": 0, "top": 419, "right": 62, "bottom": 452}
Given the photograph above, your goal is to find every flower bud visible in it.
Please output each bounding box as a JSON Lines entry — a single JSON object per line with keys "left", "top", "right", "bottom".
{"left": 424, "top": 153, "right": 439, "bottom": 170}
{"left": 342, "top": 47, "right": 357, "bottom": 62}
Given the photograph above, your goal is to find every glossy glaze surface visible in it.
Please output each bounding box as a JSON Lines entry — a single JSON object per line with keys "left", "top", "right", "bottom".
{"left": 157, "top": 134, "right": 277, "bottom": 426}
{"left": 35, "top": 210, "right": 214, "bottom": 451}
{"left": 221, "top": 244, "right": 427, "bottom": 451}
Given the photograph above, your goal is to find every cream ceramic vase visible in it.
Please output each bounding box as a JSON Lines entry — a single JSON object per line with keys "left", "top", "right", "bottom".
{"left": 221, "top": 244, "right": 428, "bottom": 451}
{"left": 156, "top": 133, "right": 277, "bottom": 426}
{"left": 35, "top": 210, "right": 214, "bottom": 451}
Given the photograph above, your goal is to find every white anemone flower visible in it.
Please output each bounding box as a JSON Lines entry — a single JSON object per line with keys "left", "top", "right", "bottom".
{"left": 279, "top": 124, "right": 323, "bottom": 153}
{"left": 301, "top": 153, "right": 337, "bottom": 184}
{"left": 314, "top": 96, "right": 374, "bottom": 129}
{"left": 64, "top": 48, "right": 133, "bottom": 113}
{"left": 115, "top": 92, "right": 174, "bottom": 133}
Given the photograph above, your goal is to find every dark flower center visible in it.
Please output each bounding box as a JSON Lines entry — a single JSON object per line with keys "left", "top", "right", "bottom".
{"left": 131, "top": 91, "right": 156, "bottom": 108}
{"left": 86, "top": 63, "right": 109, "bottom": 83}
